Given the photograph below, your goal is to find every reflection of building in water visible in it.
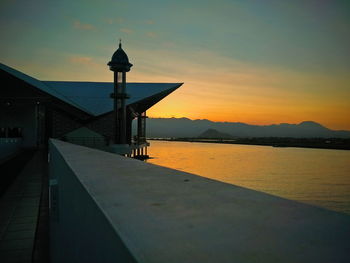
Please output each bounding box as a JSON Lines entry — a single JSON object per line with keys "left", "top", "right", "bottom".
{"left": 0, "top": 44, "right": 182, "bottom": 157}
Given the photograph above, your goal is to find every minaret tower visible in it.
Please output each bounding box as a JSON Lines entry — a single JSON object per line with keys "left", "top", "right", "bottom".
{"left": 108, "top": 40, "right": 133, "bottom": 145}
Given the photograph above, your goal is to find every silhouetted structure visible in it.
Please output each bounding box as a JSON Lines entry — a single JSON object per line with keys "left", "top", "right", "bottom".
{"left": 108, "top": 40, "right": 132, "bottom": 145}
{"left": 0, "top": 59, "right": 182, "bottom": 156}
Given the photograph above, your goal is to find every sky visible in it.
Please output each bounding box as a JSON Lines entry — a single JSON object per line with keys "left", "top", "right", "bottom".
{"left": 1, "top": 0, "right": 349, "bottom": 130}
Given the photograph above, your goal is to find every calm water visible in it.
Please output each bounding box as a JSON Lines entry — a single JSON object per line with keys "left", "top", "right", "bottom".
{"left": 147, "top": 140, "right": 350, "bottom": 214}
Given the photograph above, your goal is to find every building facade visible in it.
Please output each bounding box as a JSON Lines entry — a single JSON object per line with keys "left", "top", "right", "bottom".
{"left": 0, "top": 62, "right": 182, "bottom": 155}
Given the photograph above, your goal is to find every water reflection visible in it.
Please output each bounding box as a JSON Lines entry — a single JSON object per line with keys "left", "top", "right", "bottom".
{"left": 147, "top": 140, "right": 350, "bottom": 214}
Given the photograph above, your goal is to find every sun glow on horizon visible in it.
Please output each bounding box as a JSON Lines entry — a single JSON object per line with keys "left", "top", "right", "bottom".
{"left": 1, "top": 0, "right": 349, "bottom": 130}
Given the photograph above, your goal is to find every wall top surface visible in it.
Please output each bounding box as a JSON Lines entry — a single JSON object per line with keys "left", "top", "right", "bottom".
{"left": 50, "top": 139, "right": 350, "bottom": 263}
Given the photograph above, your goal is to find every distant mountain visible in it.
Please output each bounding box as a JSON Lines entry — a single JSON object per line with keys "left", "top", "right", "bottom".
{"left": 139, "top": 118, "right": 350, "bottom": 138}
{"left": 199, "top": 129, "right": 233, "bottom": 139}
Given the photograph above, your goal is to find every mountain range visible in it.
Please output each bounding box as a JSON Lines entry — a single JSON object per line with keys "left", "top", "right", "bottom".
{"left": 139, "top": 118, "right": 350, "bottom": 138}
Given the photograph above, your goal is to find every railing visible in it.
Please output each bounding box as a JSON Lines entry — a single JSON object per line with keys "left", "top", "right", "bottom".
{"left": 49, "top": 139, "right": 350, "bottom": 263}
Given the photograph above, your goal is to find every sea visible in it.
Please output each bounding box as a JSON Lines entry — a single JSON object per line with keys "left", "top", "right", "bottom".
{"left": 146, "top": 140, "right": 350, "bottom": 215}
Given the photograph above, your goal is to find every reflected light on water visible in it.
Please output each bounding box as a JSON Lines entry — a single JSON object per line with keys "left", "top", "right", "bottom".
{"left": 147, "top": 140, "right": 350, "bottom": 214}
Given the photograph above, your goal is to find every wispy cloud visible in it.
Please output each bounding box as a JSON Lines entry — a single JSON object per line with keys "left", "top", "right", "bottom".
{"left": 162, "top": 42, "right": 176, "bottom": 48}
{"left": 146, "top": 32, "right": 157, "bottom": 38}
{"left": 145, "top": 19, "right": 155, "bottom": 25}
{"left": 120, "top": 28, "right": 133, "bottom": 34}
{"left": 106, "top": 18, "right": 114, "bottom": 25}
{"left": 105, "top": 17, "right": 124, "bottom": 24}
{"left": 68, "top": 56, "right": 99, "bottom": 67}
{"left": 73, "top": 20, "right": 96, "bottom": 31}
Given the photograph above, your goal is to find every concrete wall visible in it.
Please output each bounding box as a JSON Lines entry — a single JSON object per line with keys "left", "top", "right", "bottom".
{"left": 49, "top": 139, "right": 350, "bottom": 263}
{"left": 0, "top": 104, "right": 37, "bottom": 147}
{"left": 49, "top": 140, "right": 136, "bottom": 263}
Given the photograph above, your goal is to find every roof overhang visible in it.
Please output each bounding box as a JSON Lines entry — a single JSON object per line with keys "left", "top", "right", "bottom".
{"left": 1, "top": 63, "right": 182, "bottom": 118}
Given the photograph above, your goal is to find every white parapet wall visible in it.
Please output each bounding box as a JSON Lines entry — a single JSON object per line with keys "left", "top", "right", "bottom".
{"left": 49, "top": 139, "right": 350, "bottom": 263}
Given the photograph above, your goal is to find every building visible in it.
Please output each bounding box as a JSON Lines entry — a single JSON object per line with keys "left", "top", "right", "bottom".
{"left": 0, "top": 61, "right": 182, "bottom": 157}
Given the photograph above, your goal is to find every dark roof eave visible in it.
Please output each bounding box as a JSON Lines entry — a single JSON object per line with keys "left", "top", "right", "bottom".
{"left": 129, "top": 83, "right": 182, "bottom": 114}
{"left": 98, "top": 83, "right": 182, "bottom": 117}
{"left": 0, "top": 63, "right": 95, "bottom": 116}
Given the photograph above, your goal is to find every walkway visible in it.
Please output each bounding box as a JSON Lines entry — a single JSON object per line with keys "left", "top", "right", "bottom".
{"left": 0, "top": 150, "right": 47, "bottom": 263}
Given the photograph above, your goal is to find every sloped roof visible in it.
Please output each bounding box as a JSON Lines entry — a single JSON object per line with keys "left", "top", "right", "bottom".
{"left": 1, "top": 63, "right": 182, "bottom": 117}
{"left": 43, "top": 81, "right": 182, "bottom": 116}
{"left": 0, "top": 63, "right": 92, "bottom": 114}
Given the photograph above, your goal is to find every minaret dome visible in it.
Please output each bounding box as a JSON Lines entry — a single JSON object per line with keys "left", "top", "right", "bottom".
{"left": 108, "top": 40, "right": 133, "bottom": 72}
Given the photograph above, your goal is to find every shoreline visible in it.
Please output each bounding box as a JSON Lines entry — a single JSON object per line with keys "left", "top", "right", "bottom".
{"left": 149, "top": 138, "right": 350, "bottom": 150}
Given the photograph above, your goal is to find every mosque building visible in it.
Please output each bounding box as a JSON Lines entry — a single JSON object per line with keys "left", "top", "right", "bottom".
{"left": 0, "top": 43, "right": 182, "bottom": 159}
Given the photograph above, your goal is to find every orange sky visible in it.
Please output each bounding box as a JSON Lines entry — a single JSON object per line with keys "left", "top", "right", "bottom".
{"left": 1, "top": 1, "right": 349, "bottom": 130}
{"left": 4, "top": 46, "right": 349, "bottom": 130}
{"left": 127, "top": 49, "right": 350, "bottom": 130}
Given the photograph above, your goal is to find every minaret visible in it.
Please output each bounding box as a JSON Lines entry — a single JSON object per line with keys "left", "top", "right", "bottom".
{"left": 108, "top": 40, "right": 133, "bottom": 145}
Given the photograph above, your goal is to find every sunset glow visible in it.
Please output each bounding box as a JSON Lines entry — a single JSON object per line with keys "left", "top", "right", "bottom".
{"left": 1, "top": 0, "right": 349, "bottom": 129}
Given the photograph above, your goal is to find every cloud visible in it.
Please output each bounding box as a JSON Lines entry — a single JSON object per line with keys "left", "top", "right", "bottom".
{"left": 120, "top": 28, "right": 133, "bottom": 34}
{"left": 105, "top": 17, "right": 124, "bottom": 24}
{"left": 68, "top": 56, "right": 99, "bottom": 67}
{"left": 106, "top": 18, "right": 114, "bottom": 25}
{"left": 73, "top": 20, "right": 96, "bottom": 31}
{"left": 146, "top": 32, "right": 157, "bottom": 38}
{"left": 145, "top": 19, "right": 155, "bottom": 25}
